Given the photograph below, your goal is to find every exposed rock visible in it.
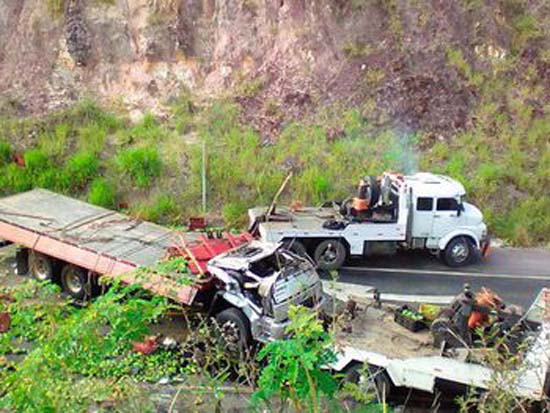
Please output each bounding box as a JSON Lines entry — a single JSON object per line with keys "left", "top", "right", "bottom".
{"left": 64, "top": 0, "right": 91, "bottom": 67}
{"left": 0, "top": 0, "right": 548, "bottom": 137}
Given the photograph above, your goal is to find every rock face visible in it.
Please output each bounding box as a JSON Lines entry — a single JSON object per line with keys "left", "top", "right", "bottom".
{"left": 0, "top": 0, "right": 546, "bottom": 134}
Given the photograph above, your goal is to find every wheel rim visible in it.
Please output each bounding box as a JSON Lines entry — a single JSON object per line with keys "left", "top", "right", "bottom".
{"left": 220, "top": 321, "right": 241, "bottom": 351}
{"left": 320, "top": 243, "right": 338, "bottom": 264}
{"left": 451, "top": 242, "right": 469, "bottom": 263}
{"left": 33, "top": 258, "right": 50, "bottom": 281}
{"left": 65, "top": 270, "right": 83, "bottom": 294}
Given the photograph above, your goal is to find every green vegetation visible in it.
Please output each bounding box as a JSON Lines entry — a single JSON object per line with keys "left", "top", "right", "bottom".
{"left": 0, "top": 88, "right": 547, "bottom": 245}
{"left": 0, "top": 280, "right": 177, "bottom": 412}
{"left": 253, "top": 306, "right": 338, "bottom": 412}
{"left": 115, "top": 147, "right": 162, "bottom": 188}
{"left": 87, "top": 178, "right": 117, "bottom": 208}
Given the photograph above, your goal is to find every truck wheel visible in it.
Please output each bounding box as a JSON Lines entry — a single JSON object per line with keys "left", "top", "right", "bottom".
{"left": 61, "top": 265, "right": 90, "bottom": 301}
{"left": 215, "top": 308, "right": 252, "bottom": 354}
{"left": 442, "top": 237, "right": 472, "bottom": 267}
{"left": 28, "top": 251, "right": 55, "bottom": 282}
{"left": 282, "top": 239, "right": 308, "bottom": 257}
{"left": 314, "top": 240, "right": 347, "bottom": 271}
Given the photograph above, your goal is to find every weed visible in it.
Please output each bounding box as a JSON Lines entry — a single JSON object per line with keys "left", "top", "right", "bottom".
{"left": 115, "top": 147, "right": 162, "bottom": 188}
{"left": 77, "top": 123, "right": 107, "bottom": 154}
{"left": 38, "top": 123, "right": 70, "bottom": 159}
{"left": 130, "top": 194, "right": 178, "bottom": 224}
{"left": 253, "top": 306, "right": 338, "bottom": 412}
{"left": 64, "top": 152, "right": 100, "bottom": 189}
{"left": 87, "top": 178, "right": 117, "bottom": 208}
{"left": 343, "top": 41, "right": 372, "bottom": 59}
{"left": 24, "top": 149, "right": 50, "bottom": 173}
{"left": 222, "top": 202, "right": 249, "bottom": 227}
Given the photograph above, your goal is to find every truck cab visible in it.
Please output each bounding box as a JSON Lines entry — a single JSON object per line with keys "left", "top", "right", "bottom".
{"left": 406, "top": 173, "right": 488, "bottom": 266}
{"left": 206, "top": 241, "right": 328, "bottom": 348}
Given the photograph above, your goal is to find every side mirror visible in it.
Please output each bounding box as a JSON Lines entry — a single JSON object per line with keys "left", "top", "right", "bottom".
{"left": 457, "top": 203, "right": 463, "bottom": 216}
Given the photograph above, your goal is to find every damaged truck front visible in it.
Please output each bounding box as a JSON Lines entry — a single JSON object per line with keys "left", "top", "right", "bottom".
{"left": 205, "top": 240, "right": 328, "bottom": 347}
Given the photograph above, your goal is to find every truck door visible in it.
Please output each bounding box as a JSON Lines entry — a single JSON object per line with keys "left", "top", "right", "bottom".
{"left": 432, "top": 197, "right": 461, "bottom": 240}
{"left": 411, "top": 197, "right": 434, "bottom": 239}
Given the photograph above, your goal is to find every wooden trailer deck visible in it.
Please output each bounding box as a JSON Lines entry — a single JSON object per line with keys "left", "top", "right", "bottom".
{"left": 0, "top": 189, "right": 250, "bottom": 304}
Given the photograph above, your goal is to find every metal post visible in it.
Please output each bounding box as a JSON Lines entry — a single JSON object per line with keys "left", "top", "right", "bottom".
{"left": 201, "top": 140, "right": 206, "bottom": 214}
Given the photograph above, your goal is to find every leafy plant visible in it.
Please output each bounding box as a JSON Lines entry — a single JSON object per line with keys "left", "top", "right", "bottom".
{"left": 253, "top": 306, "right": 338, "bottom": 413}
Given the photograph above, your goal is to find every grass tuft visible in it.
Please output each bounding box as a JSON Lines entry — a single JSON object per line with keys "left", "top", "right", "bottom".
{"left": 115, "top": 147, "right": 162, "bottom": 188}
{"left": 87, "top": 178, "right": 117, "bottom": 208}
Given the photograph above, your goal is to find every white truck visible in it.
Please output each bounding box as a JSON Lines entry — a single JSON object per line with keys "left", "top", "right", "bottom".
{"left": 330, "top": 287, "right": 550, "bottom": 409}
{"left": 249, "top": 172, "right": 490, "bottom": 270}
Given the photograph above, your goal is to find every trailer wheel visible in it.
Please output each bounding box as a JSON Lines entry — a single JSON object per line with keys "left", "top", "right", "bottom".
{"left": 215, "top": 308, "right": 252, "bottom": 354}
{"left": 61, "top": 265, "right": 90, "bottom": 301}
{"left": 442, "top": 236, "right": 472, "bottom": 267}
{"left": 314, "top": 239, "right": 347, "bottom": 271}
{"left": 282, "top": 239, "right": 308, "bottom": 257}
{"left": 28, "top": 251, "right": 55, "bottom": 282}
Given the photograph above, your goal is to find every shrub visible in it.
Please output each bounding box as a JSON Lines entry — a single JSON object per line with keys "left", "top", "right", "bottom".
{"left": 38, "top": 124, "right": 70, "bottom": 159}
{"left": 64, "top": 152, "right": 99, "bottom": 189}
{"left": 222, "top": 202, "right": 248, "bottom": 227}
{"left": 24, "top": 149, "right": 50, "bottom": 173}
{"left": 253, "top": 306, "right": 338, "bottom": 412}
{"left": 87, "top": 178, "right": 117, "bottom": 208}
{"left": 131, "top": 194, "right": 178, "bottom": 224}
{"left": 0, "top": 164, "right": 32, "bottom": 193}
{"left": 77, "top": 123, "right": 107, "bottom": 155}
{"left": 115, "top": 147, "right": 162, "bottom": 188}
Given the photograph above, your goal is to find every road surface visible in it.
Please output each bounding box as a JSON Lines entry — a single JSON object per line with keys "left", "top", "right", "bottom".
{"left": 330, "top": 248, "right": 550, "bottom": 308}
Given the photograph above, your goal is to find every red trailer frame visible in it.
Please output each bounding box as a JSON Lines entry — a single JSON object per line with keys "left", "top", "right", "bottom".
{"left": 0, "top": 189, "right": 252, "bottom": 304}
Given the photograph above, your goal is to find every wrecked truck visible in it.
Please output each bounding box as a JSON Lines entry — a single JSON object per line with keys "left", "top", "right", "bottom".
{"left": 330, "top": 287, "right": 550, "bottom": 408}
{"left": 0, "top": 189, "right": 327, "bottom": 347}
{"left": 249, "top": 172, "right": 490, "bottom": 270}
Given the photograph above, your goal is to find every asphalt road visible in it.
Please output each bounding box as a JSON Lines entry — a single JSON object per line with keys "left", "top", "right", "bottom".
{"left": 331, "top": 248, "right": 550, "bottom": 308}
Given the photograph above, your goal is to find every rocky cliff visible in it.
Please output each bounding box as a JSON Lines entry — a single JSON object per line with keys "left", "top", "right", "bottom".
{"left": 3, "top": 0, "right": 547, "bottom": 134}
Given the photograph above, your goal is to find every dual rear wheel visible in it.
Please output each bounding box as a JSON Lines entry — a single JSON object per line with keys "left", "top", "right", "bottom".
{"left": 28, "top": 251, "right": 97, "bottom": 301}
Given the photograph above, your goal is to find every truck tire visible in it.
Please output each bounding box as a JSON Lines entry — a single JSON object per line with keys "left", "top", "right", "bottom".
{"left": 28, "top": 251, "right": 56, "bottom": 282}
{"left": 282, "top": 239, "right": 308, "bottom": 257}
{"left": 215, "top": 308, "right": 252, "bottom": 354}
{"left": 61, "top": 265, "right": 90, "bottom": 301}
{"left": 314, "top": 239, "right": 347, "bottom": 271}
{"left": 442, "top": 236, "right": 472, "bottom": 267}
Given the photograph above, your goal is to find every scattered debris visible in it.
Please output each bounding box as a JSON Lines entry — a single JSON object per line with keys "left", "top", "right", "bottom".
{"left": 132, "top": 336, "right": 159, "bottom": 355}
{"left": 0, "top": 311, "right": 10, "bottom": 333}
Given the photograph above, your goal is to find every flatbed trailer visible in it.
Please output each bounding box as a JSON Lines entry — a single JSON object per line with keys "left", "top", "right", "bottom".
{"left": 0, "top": 189, "right": 326, "bottom": 346}
{"left": 0, "top": 189, "right": 253, "bottom": 304}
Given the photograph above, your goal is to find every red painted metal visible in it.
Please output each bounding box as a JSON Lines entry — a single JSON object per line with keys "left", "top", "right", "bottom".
{"left": 0, "top": 215, "right": 252, "bottom": 305}
{"left": 171, "top": 231, "right": 252, "bottom": 275}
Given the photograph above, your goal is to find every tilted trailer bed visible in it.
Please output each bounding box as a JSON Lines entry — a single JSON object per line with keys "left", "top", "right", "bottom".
{"left": 0, "top": 189, "right": 251, "bottom": 304}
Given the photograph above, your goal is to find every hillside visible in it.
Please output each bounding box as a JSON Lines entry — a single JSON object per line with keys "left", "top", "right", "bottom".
{"left": 0, "top": 0, "right": 549, "bottom": 245}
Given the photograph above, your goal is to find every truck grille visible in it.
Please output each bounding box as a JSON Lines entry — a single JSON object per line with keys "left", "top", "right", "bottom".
{"left": 270, "top": 268, "right": 321, "bottom": 322}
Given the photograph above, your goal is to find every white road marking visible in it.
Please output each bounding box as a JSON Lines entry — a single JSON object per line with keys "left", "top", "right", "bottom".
{"left": 322, "top": 281, "right": 455, "bottom": 304}
{"left": 341, "top": 266, "right": 550, "bottom": 281}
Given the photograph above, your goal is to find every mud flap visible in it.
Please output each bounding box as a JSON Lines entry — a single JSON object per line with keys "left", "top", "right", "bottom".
{"left": 480, "top": 237, "right": 491, "bottom": 258}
